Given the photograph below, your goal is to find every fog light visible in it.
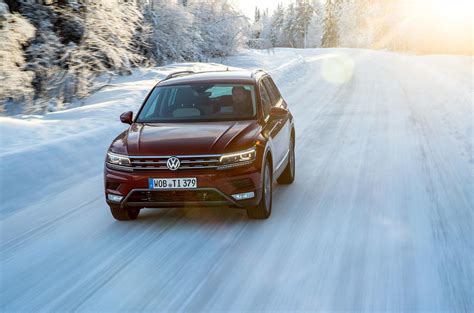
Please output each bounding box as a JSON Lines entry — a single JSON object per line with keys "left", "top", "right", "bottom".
{"left": 107, "top": 194, "right": 123, "bottom": 203}
{"left": 232, "top": 192, "right": 255, "bottom": 200}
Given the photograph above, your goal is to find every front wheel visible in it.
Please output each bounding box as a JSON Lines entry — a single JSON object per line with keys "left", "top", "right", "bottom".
{"left": 109, "top": 205, "right": 140, "bottom": 221}
{"left": 247, "top": 160, "right": 272, "bottom": 219}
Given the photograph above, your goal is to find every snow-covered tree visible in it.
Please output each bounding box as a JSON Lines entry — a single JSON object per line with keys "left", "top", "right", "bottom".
{"left": 65, "top": 0, "right": 144, "bottom": 98}
{"left": 322, "top": 0, "right": 342, "bottom": 47}
{"left": 254, "top": 7, "right": 261, "bottom": 23}
{"left": 249, "top": 8, "right": 273, "bottom": 49}
{"left": 282, "top": 3, "right": 297, "bottom": 47}
{"left": 269, "top": 3, "right": 285, "bottom": 47}
{"left": 306, "top": 0, "right": 324, "bottom": 48}
{"left": 294, "top": 0, "right": 314, "bottom": 48}
{"left": 0, "top": 1, "right": 35, "bottom": 111}
{"left": 144, "top": 1, "right": 202, "bottom": 63}
{"left": 259, "top": 9, "right": 273, "bottom": 48}
{"left": 17, "top": 4, "right": 70, "bottom": 112}
{"left": 249, "top": 7, "right": 263, "bottom": 44}
{"left": 249, "top": 0, "right": 324, "bottom": 49}
{"left": 337, "top": 0, "right": 379, "bottom": 48}
{"left": 190, "top": 0, "right": 248, "bottom": 58}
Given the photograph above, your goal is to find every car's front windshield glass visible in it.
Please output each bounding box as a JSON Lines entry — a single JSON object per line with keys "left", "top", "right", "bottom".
{"left": 136, "top": 84, "right": 257, "bottom": 122}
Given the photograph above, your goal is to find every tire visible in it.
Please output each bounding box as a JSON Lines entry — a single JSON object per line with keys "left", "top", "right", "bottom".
{"left": 277, "top": 137, "right": 295, "bottom": 184}
{"left": 110, "top": 205, "right": 140, "bottom": 221}
{"left": 247, "top": 159, "right": 272, "bottom": 219}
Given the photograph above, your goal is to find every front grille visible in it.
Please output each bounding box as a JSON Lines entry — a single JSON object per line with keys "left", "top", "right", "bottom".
{"left": 130, "top": 155, "right": 221, "bottom": 171}
{"left": 127, "top": 190, "right": 226, "bottom": 203}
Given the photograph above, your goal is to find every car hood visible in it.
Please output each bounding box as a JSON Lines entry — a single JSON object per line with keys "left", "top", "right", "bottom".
{"left": 111, "top": 120, "right": 261, "bottom": 156}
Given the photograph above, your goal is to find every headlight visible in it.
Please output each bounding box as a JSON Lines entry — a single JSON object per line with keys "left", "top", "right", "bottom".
{"left": 218, "top": 147, "right": 256, "bottom": 169}
{"left": 106, "top": 152, "right": 131, "bottom": 167}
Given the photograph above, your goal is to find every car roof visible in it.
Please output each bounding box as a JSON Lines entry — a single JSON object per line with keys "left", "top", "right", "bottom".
{"left": 157, "top": 70, "right": 266, "bottom": 86}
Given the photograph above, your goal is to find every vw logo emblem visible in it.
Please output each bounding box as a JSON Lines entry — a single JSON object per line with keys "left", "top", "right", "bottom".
{"left": 166, "top": 156, "right": 180, "bottom": 171}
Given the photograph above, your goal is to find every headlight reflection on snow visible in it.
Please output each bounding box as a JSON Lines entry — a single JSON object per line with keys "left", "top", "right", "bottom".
{"left": 321, "top": 54, "right": 355, "bottom": 84}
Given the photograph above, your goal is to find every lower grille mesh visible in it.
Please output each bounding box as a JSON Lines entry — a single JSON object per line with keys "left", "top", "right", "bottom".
{"left": 127, "top": 190, "right": 226, "bottom": 203}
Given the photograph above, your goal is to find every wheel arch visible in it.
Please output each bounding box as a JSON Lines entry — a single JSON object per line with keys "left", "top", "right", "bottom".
{"left": 263, "top": 147, "right": 273, "bottom": 176}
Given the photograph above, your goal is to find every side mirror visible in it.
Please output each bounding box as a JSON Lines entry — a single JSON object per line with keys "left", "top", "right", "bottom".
{"left": 269, "top": 106, "right": 288, "bottom": 119}
{"left": 120, "top": 111, "right": 133, "bottom": 125}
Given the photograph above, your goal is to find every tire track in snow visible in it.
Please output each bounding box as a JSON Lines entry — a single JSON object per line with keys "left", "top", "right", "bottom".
{"left": 0, "top": 196, "right": 102, "bottom": 259}
{"left": 385, "top": 56, "right": 473, "bottom": 311}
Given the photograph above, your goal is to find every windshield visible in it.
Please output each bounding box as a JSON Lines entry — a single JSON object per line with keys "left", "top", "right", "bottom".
{"left": 136, "top": 84, "right": 257, "bottom": 122}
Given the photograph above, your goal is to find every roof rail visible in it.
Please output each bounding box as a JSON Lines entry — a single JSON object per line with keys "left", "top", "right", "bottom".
{"left": 163, "top": 70, "right": 195, "bottom": 81}
{"left": 251, "top": 69, "right": 266, "bottom": 78}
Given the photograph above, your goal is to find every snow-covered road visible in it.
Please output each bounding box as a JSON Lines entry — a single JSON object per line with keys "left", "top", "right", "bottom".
{"left": 1, "top": 49, "right": 473, "bottom": 312}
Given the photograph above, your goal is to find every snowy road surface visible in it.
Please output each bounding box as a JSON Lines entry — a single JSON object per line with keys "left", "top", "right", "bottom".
{"left": 1, "top": 49, "right": 473, "bottom": 312}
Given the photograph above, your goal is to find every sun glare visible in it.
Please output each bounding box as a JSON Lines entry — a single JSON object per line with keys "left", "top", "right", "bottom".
{"left": 407, "top": 0, "right": 473, "bottom": 23}
{"left": 397, "top": 0, "right": 473, "bottom": 54}
{"left": 431, "top": 0, "right": 473, "bottom": 16}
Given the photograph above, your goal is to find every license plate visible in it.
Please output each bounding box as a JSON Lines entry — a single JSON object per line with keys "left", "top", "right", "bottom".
{"left": 149, "top": 178, "right": 197, "bottom": 189}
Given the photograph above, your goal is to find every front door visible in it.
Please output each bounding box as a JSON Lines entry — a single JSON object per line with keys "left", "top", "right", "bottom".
{"left": 259, "top": 80, "right": 288, "bottom": 169}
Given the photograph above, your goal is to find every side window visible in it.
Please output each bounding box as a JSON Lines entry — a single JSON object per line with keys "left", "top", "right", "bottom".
{"left": 263, "top": 77, "right": 280, "bottom": 107}
{"left": 259, "top": 81, "right": 271, "bottom": 118}
{"left": 268, "top": 77, "right": 282, "bottom": 100}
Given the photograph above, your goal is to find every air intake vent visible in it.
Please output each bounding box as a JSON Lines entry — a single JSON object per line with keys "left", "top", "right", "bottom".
{"left": 231, "top": 178, "right": 254, "bottom": 189}
{"left": 106, "top": 182, "right": 121, "bottom": 190}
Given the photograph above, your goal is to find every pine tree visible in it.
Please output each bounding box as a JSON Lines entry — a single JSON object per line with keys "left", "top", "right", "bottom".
{"left": 254, "top": 6, "right": 260, "bottom": 22}
{"left": 251, "top": 6, "right": 262, "bottom": 40}
{"left": 322, "top": 0, "right": 342, "bottom": 47}
{"left": 294, "top": 0, "right": 314, "bottom": 48}
{"left": 269, "top": 3, "right": 285, "bottom": 47}
{"left": 283, "top": 3, "right": 297, "bottom": 47}
{"left": 259, "top": 9, "right": 273, "bottom": 49}
{"left": 307, "top": 0, "right": 324, "bottom": 48}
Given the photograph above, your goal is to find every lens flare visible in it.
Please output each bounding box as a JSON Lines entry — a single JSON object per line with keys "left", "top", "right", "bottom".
{"left": 321, "top": 54, "right": 355, "bottom": 85}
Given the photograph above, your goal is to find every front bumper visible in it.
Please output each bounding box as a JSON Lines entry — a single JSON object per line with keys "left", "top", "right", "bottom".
{"left": 104, "top": 164, "right": 262, "bottom": 209}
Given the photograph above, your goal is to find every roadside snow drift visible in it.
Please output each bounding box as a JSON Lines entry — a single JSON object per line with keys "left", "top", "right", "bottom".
{"left": 0, "top": 49, "right": 473, "bottom": 312}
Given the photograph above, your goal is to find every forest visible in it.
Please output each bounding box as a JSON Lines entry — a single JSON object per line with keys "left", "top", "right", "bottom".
{"left": 0, "top": 0, "right": 471, "bottom": 113}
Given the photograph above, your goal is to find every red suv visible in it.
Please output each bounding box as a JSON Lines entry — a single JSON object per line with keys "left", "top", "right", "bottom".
{"left": 104, "top": 69, "right": 295, "bottom": 220}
